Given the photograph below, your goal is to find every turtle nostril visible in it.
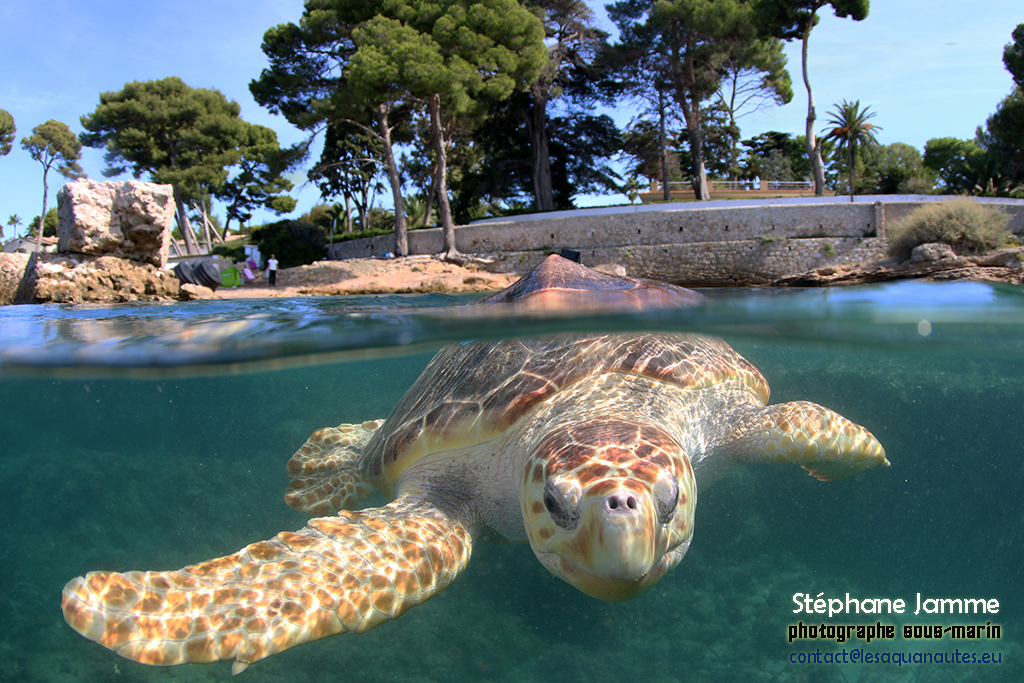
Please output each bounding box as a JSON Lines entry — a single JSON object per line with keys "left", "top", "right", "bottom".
{"left": 606, "top": 493, "right": 639, "bottom": 513}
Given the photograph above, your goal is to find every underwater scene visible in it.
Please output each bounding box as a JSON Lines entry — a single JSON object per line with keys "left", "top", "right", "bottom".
{"left": 0, "top": 281, "right": 1021, "bottom": 683}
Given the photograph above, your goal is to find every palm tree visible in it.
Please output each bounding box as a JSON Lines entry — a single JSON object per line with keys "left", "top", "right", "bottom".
{"left": 823, "top": 100, "right": 881, "bottom": 202}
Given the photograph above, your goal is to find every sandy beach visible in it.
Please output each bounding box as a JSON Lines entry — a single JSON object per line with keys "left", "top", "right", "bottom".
{"left": 212, "top": 255, "right": 520, "bottom": 299}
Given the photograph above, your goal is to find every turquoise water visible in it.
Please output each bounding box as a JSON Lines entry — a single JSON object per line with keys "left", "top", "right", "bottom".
{"left": 1, "top": 281, "right": 1022, "bottom": 682}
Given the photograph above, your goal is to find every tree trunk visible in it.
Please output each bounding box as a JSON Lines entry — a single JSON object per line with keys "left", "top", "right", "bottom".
{"left": 686, "top": 125, "right": 711, "bottom": 201}
{"left": 172, "top": 182, "right": 198, "bottom": 255}
{"left": 354, "top": 180, "right": 369, "bottom": 232}
{"left": 848, "top": 144, "right": 856, "bottom": 202}
{"left": 357, "top": 182, "right": 371, "bottom": 233}
{"left": 34, "top": 166, "right": 49, "bottom": 254}
{"left": 200, "top": 200, "right": 213, "bottom": 250}
{"left": 802, "top": 19, "right": 826, "bottom": 196}
{"left": 529, "top": 86, "right": 554, "bottom": 212}
{"left": 680, "top": 95, "right": 710, "bottom": 201}
{"left": 429, "top": 94, "right": 458, "bottom": 259}
{"left": 375, "top": 104, "right": 408, "bottom": 256}
{"left": 659, "top": 88, "right": 670, "bottom": 202}
{"left": 676, "top": 49, "right": 710, "bottom": 201}
{"left": 422, "top": 158, "right": 440, "bottom": 228}
{"left": 727, "top": 110, "right": 739, "bottom": 182}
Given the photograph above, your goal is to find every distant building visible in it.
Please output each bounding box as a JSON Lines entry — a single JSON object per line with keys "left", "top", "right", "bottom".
{"left": 243, "top": 245, "right": 262, "bottom": 267}
{"left": 2, "top": 236, "right": 58, "bottom": 254}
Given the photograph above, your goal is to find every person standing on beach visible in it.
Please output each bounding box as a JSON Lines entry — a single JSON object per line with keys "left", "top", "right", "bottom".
{"left": 267, "top": 254, "right": 278, "bottom": 286}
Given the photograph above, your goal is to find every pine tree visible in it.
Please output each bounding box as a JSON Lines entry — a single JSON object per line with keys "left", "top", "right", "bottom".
{"left": 21, "top": 120, "right": 84, "bottom": 252}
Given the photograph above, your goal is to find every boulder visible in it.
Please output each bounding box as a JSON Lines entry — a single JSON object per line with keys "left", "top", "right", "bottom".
{"left": 57, "top": 179, "right": 174, "bottom": 267}
{"left": 13, "top": 253, "right": 183, "bottom": 304}
{"left": 910, "top": 242, "right": 959, "bottom": 264}
{"left": 180, "top": 283, "right": 215, "bottom": 300}
{"left": 0, "top": 253, "right": 30, "bottom": 306}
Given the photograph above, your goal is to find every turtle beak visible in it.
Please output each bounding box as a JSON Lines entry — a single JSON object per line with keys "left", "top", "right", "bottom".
{"left": 580, "top": 486, "right": 657, "bottom": 583}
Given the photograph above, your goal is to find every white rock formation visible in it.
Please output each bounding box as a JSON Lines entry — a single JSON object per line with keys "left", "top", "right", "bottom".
{"left": 57, "top": 179, "right": 174, "bottom": 267}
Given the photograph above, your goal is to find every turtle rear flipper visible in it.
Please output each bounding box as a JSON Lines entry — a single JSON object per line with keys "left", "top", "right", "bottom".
{"left": 61, "top": 496, "right": 472, "bottom": 675}
{"left": 711, "top": 401, "right": 888, "bottom": 482}
{"left": 284, "top": 420, "right": 385, "bottom": 515}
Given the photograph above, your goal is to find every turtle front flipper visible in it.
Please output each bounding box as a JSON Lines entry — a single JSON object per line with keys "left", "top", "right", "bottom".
{"left": 712, "top": 401, "right": 888, "bottom": 481}
{"left": 284, "top": 420, "right": 385, "bottom": 515}
{"left": 62, "top": 496, "right": 472, "bottom": 675}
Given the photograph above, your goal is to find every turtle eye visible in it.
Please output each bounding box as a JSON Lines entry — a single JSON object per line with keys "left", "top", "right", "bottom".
{"left": 653, "top": 476, "right": 679, "bottom": 525}
{"left": 543, "top": 479, "right": 580, "bottom": 530}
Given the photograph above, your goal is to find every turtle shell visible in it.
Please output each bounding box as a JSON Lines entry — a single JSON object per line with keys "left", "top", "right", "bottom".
{"left": 363, "top": 333, "right": 768, "bottom": 484}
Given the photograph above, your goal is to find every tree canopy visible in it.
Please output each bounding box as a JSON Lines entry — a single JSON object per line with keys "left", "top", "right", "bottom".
{"left": 29, "top": 0, "right": 1024, "bottom": 258}
{"left": 866, "top": 142, "right": 931, "bottom": 194}
{"left": 216, "top": 124, "right": 299, "bottom": 236}
{"left": 250, "top": 1, "right": 439, "bottom": 255}
{"left": 823, "top": 99, "right": 880, "bottom": 201}
{"left": 307, "top": 121, "right": 387, "bottom": 232}
{"left": 924, "top": 24, "right": 1024, "bottom": 198}
{"left": 609, "top": 0, "right": 792, "bottom": 200}
{"left": 79, "top": 77, "right": 252, "bottom": 253}
{"left": 715, "top": 32, "right": 793, "bottom": 178}
{"left": 1003, "top": 22, "right": 1024, "bottom": 87}
{"left": 977, "top": 23, "right": 1024, "bottom": 192}
{"left": 347, "top": 0, "right": 546, "bottom": 256}
{"left": 757, "top": 0, "right": 870, "bottom": 195}
{"left": 740, "top": 130, "right": 811, "bottom": 181}
{"left": 0, "top": 109, "right": 15, "bottom": 157}
{"left": 21, "top": 119, "right": 84, "bottom": 251}
{"left": 520, "top": 0, "right": 617, "bottom": 211}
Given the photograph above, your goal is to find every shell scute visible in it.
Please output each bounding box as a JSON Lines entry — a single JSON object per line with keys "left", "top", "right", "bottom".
{"left": 481, "top": 372, "right": 558, "bottom": 434}
{"left": 423, "top": 400, "right": 483, "bottom": 450}
{"left": 367, "top": 332, "right": 768, "bottom": 483}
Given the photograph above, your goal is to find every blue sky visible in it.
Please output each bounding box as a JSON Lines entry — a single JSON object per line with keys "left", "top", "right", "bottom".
{"left": 0, "top": 0, "right": 1020, "bottom": 239}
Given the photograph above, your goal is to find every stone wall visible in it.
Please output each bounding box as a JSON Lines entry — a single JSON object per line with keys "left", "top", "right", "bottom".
{"left": 481, "top": 237, "right": 889, "bottom": 286}
{"left": 327, "top": 197, "right": 1024, "bottom": 285}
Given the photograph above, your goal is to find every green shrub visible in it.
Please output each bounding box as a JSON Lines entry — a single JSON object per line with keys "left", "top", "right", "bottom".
{"left": 888, "top": 197, "right": 1013, "bottom": 260}
{"left": 26, "top": 207, "right": 58, "bottom": 237}
{"left": 333, "top": 227, "right": 396, "bottom": 243}
{"left": 212, "top": 243, "right": 246, "bottom": 261}
{"left": 250, "top": 219, "right": 328, "bottom": 268}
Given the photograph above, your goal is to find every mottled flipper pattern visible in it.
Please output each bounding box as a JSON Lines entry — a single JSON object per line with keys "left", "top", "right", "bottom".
{"left": 62, "top": 497, "right": 472, "bottom": 675}
{"left": 284, "top": 420, "right": 384, "bottom": 515}
{"left": 719, "top": 401, "right": 888, "bottom": 480}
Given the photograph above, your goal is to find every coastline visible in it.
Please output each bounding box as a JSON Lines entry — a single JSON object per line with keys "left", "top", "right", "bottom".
{"left": 4, "top": 246, "right": 1022, "bottom": 306}
{"left": 206, "top": 245, "right": 1024, "bottom": 300}
{"left": 184, "top": 255, "right": 520, "bottom": 300}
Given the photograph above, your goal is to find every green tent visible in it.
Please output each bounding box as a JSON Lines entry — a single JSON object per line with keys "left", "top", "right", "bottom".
{"left": 220, "top": 265, "right": 242, "bottom": 288}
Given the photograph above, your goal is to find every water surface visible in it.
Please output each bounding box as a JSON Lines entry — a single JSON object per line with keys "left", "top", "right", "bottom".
{"left": 1, "top": 281, "right": 1021, "bottom": 682}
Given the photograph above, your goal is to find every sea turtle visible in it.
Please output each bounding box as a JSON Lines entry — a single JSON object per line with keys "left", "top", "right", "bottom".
{"left": 62, "top": 255, "right": 888, "bottom": 674}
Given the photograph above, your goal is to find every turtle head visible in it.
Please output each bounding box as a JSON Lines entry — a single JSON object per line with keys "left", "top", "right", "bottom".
{"left": 521, "top": 419, "right": 696, "bottom": 601}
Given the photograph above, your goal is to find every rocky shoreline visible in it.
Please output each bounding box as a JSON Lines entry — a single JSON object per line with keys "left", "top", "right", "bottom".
{"left": 773, "top": 242, "right": 1024, "bottom": 287}
{"left": 0, "top": 252, "right": 522, "bottom": 305}
{"left": 3, "top": 242, "right": 1024, "bottom": 306}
